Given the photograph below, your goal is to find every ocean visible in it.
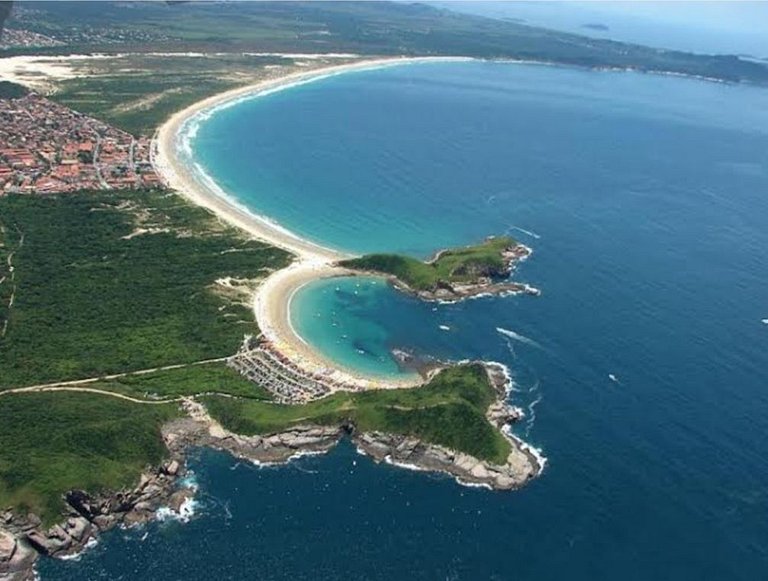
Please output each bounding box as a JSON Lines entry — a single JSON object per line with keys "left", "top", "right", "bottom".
{"left": 41, "top": 61, "right": 768, "bottom": 579}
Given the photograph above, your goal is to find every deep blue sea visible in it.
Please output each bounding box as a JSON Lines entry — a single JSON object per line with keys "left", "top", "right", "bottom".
{"left": 42, "top": 62, "right": 768, "bottom": 580}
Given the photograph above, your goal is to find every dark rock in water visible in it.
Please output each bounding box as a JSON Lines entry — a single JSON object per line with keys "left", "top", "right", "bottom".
{"left": 168, "top": 489, "right": 195, "bottom": 513}
{"left": 390, "top": 347, "right": 444, "bottom": 378}
{"left": 352, "top": 341, "right": 374, "bottom": 357}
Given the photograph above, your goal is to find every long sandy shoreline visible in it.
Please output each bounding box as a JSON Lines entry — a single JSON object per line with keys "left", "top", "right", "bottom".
{"left": 154, "top": 56, "right": 469, "bottom": 389}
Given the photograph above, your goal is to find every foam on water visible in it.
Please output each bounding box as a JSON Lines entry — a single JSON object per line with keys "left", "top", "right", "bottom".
{"left": 496, "top": 326, "right": 542, "bottom": 349}
{"left": 58, "top": 538, "right": 98, "bottom": 562}
{"left": 509, "top": 225, "right": 542, "bottom": 239}
{"left": 156, "top": 497, "right": 200, "bottom": 524}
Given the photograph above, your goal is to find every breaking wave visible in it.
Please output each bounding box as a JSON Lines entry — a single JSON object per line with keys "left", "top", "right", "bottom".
{"left": 508, "top": 225, "right": 541, "bottom": 239}
{"left": 496, "top": 327, "right": 542, "bottom": 349}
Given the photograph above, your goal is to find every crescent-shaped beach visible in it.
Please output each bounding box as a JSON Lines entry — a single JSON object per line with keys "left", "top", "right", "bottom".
{"left": 153, "top": 57, "right": 469, "bottom": 391}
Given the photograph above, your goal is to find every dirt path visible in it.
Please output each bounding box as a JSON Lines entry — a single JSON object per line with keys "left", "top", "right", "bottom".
{"left": 0, "top": 223, "right": 24, "bottom": 338}
{"left": 0, "top": 385, "right": 185, "bottom": 404}
{"left": 0, "top": 356, "right": 229, "bottom": 396}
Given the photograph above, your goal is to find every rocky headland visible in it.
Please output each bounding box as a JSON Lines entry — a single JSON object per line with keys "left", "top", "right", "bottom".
{"left": 391, "top": 276, "right": 540, "bottom": 303}
{"left": 340, "top": 237, "right": 541, "bottom": 303}
{"left": 1, "top": 457, "right": 193, "bottom": 581}
{"left": 1, "top": 363, "right": 541, "bottom": 581}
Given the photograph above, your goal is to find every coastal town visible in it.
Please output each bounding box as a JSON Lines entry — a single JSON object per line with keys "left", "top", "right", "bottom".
{"left": 0, "top": 92, "right": 161, "bottom": 194}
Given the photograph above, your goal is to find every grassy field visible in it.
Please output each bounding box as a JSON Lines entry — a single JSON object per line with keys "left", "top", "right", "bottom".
{"left": 204, "top": 364, "right": 511, "bottom": 464}
{"left": 0, "top": 392, "right": 180, "bottom": 525}
{"left": 0, "top": 190, "right": 291, "bottom": 390}
{"left": 341, "top": 236, "right": 514, "bottom": 291}
{"left": 92, "top": 362, "right": 272, "bottom": 401}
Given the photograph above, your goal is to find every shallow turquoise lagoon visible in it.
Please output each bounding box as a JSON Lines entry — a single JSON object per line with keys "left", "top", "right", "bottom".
{"left": 289, "top": 276, "right": 414, "bottom": 378}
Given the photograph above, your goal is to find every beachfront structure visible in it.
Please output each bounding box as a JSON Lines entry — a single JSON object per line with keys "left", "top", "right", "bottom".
{"left": 227, "top": 336, "right": 354, "bottom": 403}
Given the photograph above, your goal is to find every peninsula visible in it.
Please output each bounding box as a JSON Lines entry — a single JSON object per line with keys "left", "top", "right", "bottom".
{"left": 340, "top": 235, "right": 540, "bottom": 301}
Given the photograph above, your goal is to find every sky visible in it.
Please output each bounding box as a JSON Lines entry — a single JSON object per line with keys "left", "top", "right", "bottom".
{"left": 435, "top": 1, "right": 768, "bottom": 57}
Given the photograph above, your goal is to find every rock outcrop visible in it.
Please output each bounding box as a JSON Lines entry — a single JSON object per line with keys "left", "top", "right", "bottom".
{"left": 353, "top": 431, "right": 537, "bottom": 490}
{"left": 162, "top": 402, "right": 346, "bottom": 466}
{"left": 0, "top": 529, "right": 36, "bottom": 581}
{"left": 0, "top": 457, "right": 195, "bottom": 581}
{"left": 399, "top": 278, "right": 540, "bottom": 303}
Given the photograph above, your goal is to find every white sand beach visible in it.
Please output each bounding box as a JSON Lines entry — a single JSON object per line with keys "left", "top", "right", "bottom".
{"left": 253, "top": 261, "right": 424, "bottom": 389}
{"left": 153, "top": 56, "right": 467, "bottom": 389}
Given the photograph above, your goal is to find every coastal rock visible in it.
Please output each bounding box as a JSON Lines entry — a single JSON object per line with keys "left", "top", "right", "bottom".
{"left": 132, "top": 501, "right": 154, "bottom": 513}
{"left": 92, "top": 515, "right": 116, "bottom": 531}
{"left": 0, "top": 453, "right": 193, "bottom": 579}
{"left": 23, "top": 531, "right": 54, "bottom": 555}
{"left": 168, "top": 489, "right": 195, "bottom": 513}
{"left": 65, "top": 490, "right": 97, "bottom": 521}
{"left": 0, "top": 532, "right": 16, "bottom": 563}
{"left": 0, "top": 529, "right": 36, "bottom": 581}
{"left": 470, "top": 464, "right": 490, "bottom": 480}
{"left": 486, "top": 401, "right": 524, "bottom": 426}
{"left": 122, "top": 509, "right": 152, "bottom": 528}
{"left": 353, "top": 430, "right": 539, "bottom": 491}
{"left": 163, "top": 460, "right": 180, "bottom": 476}
{"left": 162, "top": 414, "right": 345, "bottom": 466}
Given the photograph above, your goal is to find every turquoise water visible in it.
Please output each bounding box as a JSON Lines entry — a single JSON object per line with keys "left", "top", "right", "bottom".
{"left": 43, "top": 62, "right": 768, "bottom": 579}
{"left": 290, "top": 276, "right": 416, "bottom": 378}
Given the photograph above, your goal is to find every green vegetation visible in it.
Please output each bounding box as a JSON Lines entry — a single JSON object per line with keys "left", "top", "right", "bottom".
{"left": 92, "top": 362, "right": 272, "bottom": 401}
{"left": 0, "top": 190, "right": 290, "bottom": 390}
{"left": 51, "top": 54, "right": 300, "bottom": 136}
{"left": 341, "top": 236, "right": 514, "bottom": 291}
{"left": 204, "top": 364, "right": 511, "bottom": 464}
{"left": 0, "top": 80, "right": 28, "bottom": 99}
{"left": 0, "top": 392, "right": 179, "bottom": 524}
{"left": 6, "top": 1, "right": 768, "bottom": 85}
